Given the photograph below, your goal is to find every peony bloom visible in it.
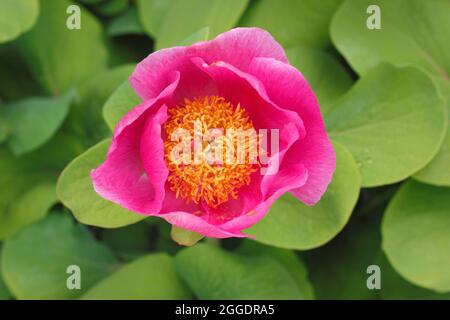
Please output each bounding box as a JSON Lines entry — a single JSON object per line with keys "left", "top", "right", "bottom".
{"left": 91, "top": 28, "right": 336, "bottom": 238}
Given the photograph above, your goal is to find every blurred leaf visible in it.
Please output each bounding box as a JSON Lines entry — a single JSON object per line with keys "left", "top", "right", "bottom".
{"left": 107, "top": 6, "right": 145, "bottom": 37}
{"left": 174, "top": 244, "right": 304, "bottom": 299}
{"left": 155, "top": 219, "right": 184, "bottom": 255}
{"left": 16, "top": 0, "right": 108, "bottom": 95}
{"left": 303, "top": 200, "right": 383, "bottom": 299}
{"left": 22, "top": 130, "right": 85, "bottom": 169}
{"left": 331, "top": 0, "right": 450, "bottom": 80}
{"left": 0, "top": 180, "right": 56, "bottom": 240}
{"left": 305, "top": 191, "right": 450, "bottom": 299}
{"left": 0, "top": 117, "right": 8, "bottom": 143}
{"left": 57, "top": 139, "right": 144, "bottom": 228}
{"left": 102, "top": 222, "right": 151, "bottom": 261}
{"left": 171, "top": 226, "right": 204, "bottom": 247}
{"left": 155, "top": 0, "right": 249, "bottom": 50}
{"left": 379, "top": 253, "right": 450, "bottom": 300}
{"left": 0, "top": 132, "right": 83, "bottom": 240}
{"left": 77, "top": 0, "right": 104, "bottom": 4}
{"left": 0, "top": 0, "right": 39, "bottom": 43}
{"left": 103, "top": 80, "right": 141, "bottom": 131}
{"left": 246, "top": 142, "right": 360, "bottom": 249}
{"left": 67, "top": 64, "right": 134, "bottom": 145}
{"left": 240, "top": 0, "right": 342, "bottom": 49}
{"left": 287, "top": 46, "right": 353, "bottom": 114}
{"left": 136, "top": 0, "right": 171, "bottom": 38}
{"left": 2, "top": 213, "right": 119, "bottom": 299}
{"left": 238, "top": 240, "right": 314, "bottom": 299}
{"left": 0, "top": 246, "right": 12, "bottom": 300}
{"left": 382, "top": 180, "right": 450, "bottom": 293}
{"left": 302, "top": 185, "right": 402, "bottom": 300}
{"left": 1, "top": 90, "right": 74, "bottom": 155}
{"left": 0, "top": 43, "right": 45, "bottom": 100}
{"left": 179, "top": 26, "right": 210, "bottom": 46}
{"left": 106, "top": 34, "right": 153, "bottom": 67}
{"left": 81, "top": 253, "right": 192, "bottom": 299}
{"left": 326, "top": 64, "right": 446, "bottom": 187}
{"left": 96, "top": 0, "right": 128, "bottom": 17}
{"left": 414, "top": 79, "right": 450, "bottom": 185}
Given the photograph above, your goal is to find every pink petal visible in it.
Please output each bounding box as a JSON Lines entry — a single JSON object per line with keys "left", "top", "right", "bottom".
{"left": 248, "top": 57, "right": 336, "bottom": 205}
{"left": 130, "top": 48, "right": 186, "bottom": 101}
{"left": 139, "top": 104, "right": 169, "bottom": 213}
{"left": 200, "top": 172, "right": 264, "bottom": 225}
{"left": 187, "top": 27, "right": 288, "bottom": 72}
{"left": 161, "top": 211, "right": 247, "bottom": 239}
{"left": 91, "top": 77, "right": 179, "bottom": 214}
{"left": 221, "top": 162, "right": 308, "bottom": 233}
{"left": 155, "top": 185, "right": 241, "bottom": 237}
{"left": 130, "top": 28, "right": 288, "bottom": 100}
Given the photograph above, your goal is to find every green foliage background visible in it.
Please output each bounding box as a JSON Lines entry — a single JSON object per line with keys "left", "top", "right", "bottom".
{"left": 0, "top": 0, "right": 449, "bottom": 300}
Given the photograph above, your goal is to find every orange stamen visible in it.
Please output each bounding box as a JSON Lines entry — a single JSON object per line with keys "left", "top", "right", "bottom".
{"left": 163, "top": 96, "right": 260, "bottom": 208}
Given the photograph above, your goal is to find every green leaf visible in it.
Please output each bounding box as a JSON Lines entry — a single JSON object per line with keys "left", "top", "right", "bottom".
{"left": 414, "top": 79, "right": 450, "bottom": 185}
{"left": 81, "top": 253, "right": 192, "bottom": 300}
{"left": 171, "top": 226, "right": 204, "bottom": 247}
{"left": 286, "top": 46, "right": 353, "bottom": 114}
{"left": 240, "top": 0, "right": 342, "bottom": 49}
{"left": 57, "top": 139, "right": 144, "bottom": 228}
{"left": 155, "top": 0, "right": 249, "bottom": 50}
{"left": 331, "top": 0, "right": 450, "bottom": 80}
{"left": 0, "top": 43, "right": 45, "bottom": 101}
{"left": 302, "top": 209, "right": 382, "bottom": 300}
{"left": 107, "top": 6, "right": 145, "bottom": 37}
{"left": 77, "top": 0, "right": 103, "bottom": 4}
{"left": 379, "top": 253, "right": 450, "bottom": 300}
{"left": 238, "top": 240, "right": 314, "bottom": 299}
{"left": 179, "top": 27, "right": 210, "bottom": 47}
{"left": 154, "top": 219, "right": 185, "bottom": 255}
{"left": 17, "top": 0, "right": 108, "bottom": 95}
{"left": 0, "top": 117, "right": 9, "bottom": 143}
{"left": 382, "top": 180, "right": 450, "bottom": 293}
{"left": 414, "top": 128, "right": 450, "bottom": 185}
{"left": 0, "top": 132, "right": 83, "bottom": 240}
{"left": 102, "top": 222, "right": 151, "bottom": 261}
{"left": 103, "top": 80, "right": 141, "bottom": 131}
{"left": 136, "top": 0, "right": 171, "bottom": 38}
{"left": 304, "top": 189, "right": 450, "bottom": 299}
{"left": 96, "top": 0, "right": 128, "bottom": 17}
{"left": 0, "top": 246, "right": 12, "bottom": 300}
{"left": 1, "top": 213, "right": 119, "bottom": 299}
{"left": 1, "top": 90, "right": 74, "bottom": 155}
{"left": 68, "top": 64, "right": 135, "bottom": 145}
{"left": 0, "top": 0, "right": 39, "bottom": 43}
{"left": 326, "top": 64, "right": 446, "bottom": 187}
{"left": 331, "top": 0, "right": 450, "bottom": 186}
{"left": 0, "top": 180, "right": 56, "bottom": 240}
{"left": 246, "top": 141, "right": 360, "bottom": 250}
{"left": 174, "top": 243, "right": 304, "bottom": 299}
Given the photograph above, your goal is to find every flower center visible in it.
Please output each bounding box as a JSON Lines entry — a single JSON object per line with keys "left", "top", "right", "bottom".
{"left": 163, "top": 96, "right": 259, "bottom": 208}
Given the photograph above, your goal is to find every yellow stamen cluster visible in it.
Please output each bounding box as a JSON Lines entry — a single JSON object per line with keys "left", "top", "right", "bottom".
{"left": 163, "top": 96, "right": 259, "bottom": 208}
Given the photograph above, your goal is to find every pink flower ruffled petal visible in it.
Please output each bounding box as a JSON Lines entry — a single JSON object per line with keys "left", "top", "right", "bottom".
{"left": 91, "top": 75, "right": 179, "bottom": 214}
{"left": 248, "top": 57, "right": 336, "bottom": 205}
{"left": 130, "top": 28, "right": 288, "bottom": 100}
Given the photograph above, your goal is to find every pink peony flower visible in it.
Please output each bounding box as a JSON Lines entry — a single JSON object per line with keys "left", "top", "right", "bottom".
{"left": 91, "top": 28, "right": 336, "bottom": 238}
